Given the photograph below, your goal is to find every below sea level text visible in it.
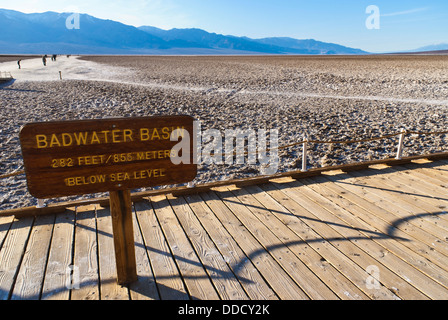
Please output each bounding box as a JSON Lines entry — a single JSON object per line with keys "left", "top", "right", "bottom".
{"left": 64, "top": 168, "right": 167, "bottom": 187}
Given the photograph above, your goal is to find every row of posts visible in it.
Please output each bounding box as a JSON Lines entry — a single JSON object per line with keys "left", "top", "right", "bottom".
{"left": 301, "top": 128, "right": 406, "bottom": 172}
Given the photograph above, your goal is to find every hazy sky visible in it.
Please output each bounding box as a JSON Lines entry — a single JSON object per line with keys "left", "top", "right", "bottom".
{"left": 1, "top": 0, "right": 447, "bottom": 52}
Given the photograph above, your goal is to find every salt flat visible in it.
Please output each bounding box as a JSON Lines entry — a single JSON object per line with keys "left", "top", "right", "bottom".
{"left": 0, "top": 55, "right": 447, "bottom": 210}
{"left": 4, "top": 55, "right": 448, "bottom": 106}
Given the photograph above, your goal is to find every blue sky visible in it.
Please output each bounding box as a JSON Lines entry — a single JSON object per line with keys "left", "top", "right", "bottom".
{"left": 1, "top": 0, "right": 447, "bottom": 52}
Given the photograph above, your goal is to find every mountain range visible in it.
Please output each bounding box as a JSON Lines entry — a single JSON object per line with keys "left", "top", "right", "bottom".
{"left": 1, "top": 9, "right": 446, "bottom": 55}
{"left": 0, "top": 9, "right": 368, "bottom": 55}
{"left": 409, "top": 43, "right": 448, "bottom": 53}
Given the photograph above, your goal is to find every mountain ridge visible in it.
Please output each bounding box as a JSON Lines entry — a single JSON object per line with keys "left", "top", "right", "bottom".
{"left": 0, "top": 8, "right": 368, "bottom": 55}
{"left": 409, "top": 43, "right": 448, "bottom": 52}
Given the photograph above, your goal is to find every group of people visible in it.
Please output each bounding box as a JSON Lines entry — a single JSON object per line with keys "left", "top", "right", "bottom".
{"left": 42, "top": 54, "right": 58, "bottom": 66}
{"left": 17, "top": 54, "right": 59, "bottom": 69}
{"left": 17, "top": 54, "right": 72, "bottom": 70}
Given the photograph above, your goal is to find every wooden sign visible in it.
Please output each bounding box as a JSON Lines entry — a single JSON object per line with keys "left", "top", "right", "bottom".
{"left": 20, "top": 115, "right": 197, "bottom": 285}
{"left": 19, "top": 116, "right": 197, "bottom": 199}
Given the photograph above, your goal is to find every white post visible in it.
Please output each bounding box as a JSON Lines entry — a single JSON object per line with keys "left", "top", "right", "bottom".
{"left": 395, "top": 129, "right": 406, "bottom": 160}
{"left": 36, "top": 199, "right": 46, "bottom": 208}
{"left": 302, "top": 138, "right": 308, "bottom": 172}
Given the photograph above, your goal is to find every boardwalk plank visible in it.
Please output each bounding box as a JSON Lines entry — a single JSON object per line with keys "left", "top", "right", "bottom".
{"left": 184, "top": 194, "right": 279, "bottom": 300}
{"left": 233, "top": 185, "right": 370, "bottom": 300}
{"left": 0, "top": 215, "right": 14, "bottom": 249}
{"left": 11, "top": 214, "right": 55, "bottom": 300}
{"left": 218, "top": 186, "right": 339, "bottom": 300}
{"left": 41, "top": 209, "right": 75, "bottom": 300}
{"left": 128, "top": 203, "right": 160, "bottom": 300}
{"left": 400, "top": 165, "right": 448, "bottom": 189}
{"left": 151, "top": 195, "right": 221, "bottom": 300}
{"left": 2, "top": 159, "right": 448, "bottom": 300}
{"left": 200, "top": 190, "right": 309, "bottom": 300}
{"left": 96, "top": 205, "right": 130, "bottom": 300}
{"left": 307, "top": 174, "right": 448, "bottom": 289}
{"left": 403, "top": 161, "right": 448, "bottom": 183}
{"left": 70, "top": 205, "right": 99, "bottom": 300}
{"left": 327, "top": 172, "right": 448, "bottom": 257}
{"left": 167, "top": 194, "right": 250, "bottom": 300}
{"left": 295, "top": 177, "right": 448, "bottom": 299}
{"left": 134, "top": 200, "right": 189, "bottom": 300}
{"left": 348, "top": 170, "right": 448, "bottom": 254}
{"left": 260, "top": 182, "right": 402, "bottom": 300}
{"left": 385, "top": 167, "right": 448, "bottom": 209}
{"left": 323, "top": 172, "right": 448, "bottom": 277}
{"left": 366, "top": 167, "right": 448, "bottom": 225}
{"left": 0, "top": 216, "right": 34, "bottom": 300}
{"left": 356, "top": 167, "right": 448, "bottom": 235}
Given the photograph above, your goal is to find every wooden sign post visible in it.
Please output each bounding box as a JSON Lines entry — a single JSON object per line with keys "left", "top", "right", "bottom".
{"left": 109, "top": 189, "right": 137, "bottom": 284}
{"left": 20, "top": 116, "right": 197, "bottom": 285}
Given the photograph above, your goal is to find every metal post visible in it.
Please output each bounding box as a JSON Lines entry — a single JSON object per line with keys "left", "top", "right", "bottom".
{"left": 302, "top": 138, "right": 308, "bottom": 172}
{"left": 395, "top": 129, "right": 406, "bottom": 160}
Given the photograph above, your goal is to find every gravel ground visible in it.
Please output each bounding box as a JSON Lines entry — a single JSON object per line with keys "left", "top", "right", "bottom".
{"left": 0, "top": 55, "right": 447, "bottom": 210}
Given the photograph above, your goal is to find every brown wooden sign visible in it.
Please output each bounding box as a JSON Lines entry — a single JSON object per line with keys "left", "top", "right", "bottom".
{"left": 20, "top": 116, "right": 197, "bottom": 199}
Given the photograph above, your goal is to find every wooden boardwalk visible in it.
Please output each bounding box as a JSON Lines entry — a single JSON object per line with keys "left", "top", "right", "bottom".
{"left": 1, "top": 159, "right": 448, "bottom": 300}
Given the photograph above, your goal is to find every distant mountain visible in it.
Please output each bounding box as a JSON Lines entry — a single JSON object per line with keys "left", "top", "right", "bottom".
{"left": 253, "top": 37, "right": 366, "bottom": 55}
{"left": 138, "top": 26, "right": 368, "bottom": 55}
{"left": 408, "top": 43, "right": 448, "bottom": 52}
{"left": 387, "top": 43, "right": 448, "bottom": 54}
{"left": 0, "top": 9, "right": 168, "bottom": 54}
{"left": 0, "top": 8, "right": 368, "bottom": 55}
{"left": 138, "top": 26, "right": 289, "bottom": 53}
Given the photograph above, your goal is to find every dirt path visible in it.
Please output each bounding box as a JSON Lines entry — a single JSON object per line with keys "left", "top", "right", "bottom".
{"left": 0, "top": 55, "right": 128, "bottom": 82}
